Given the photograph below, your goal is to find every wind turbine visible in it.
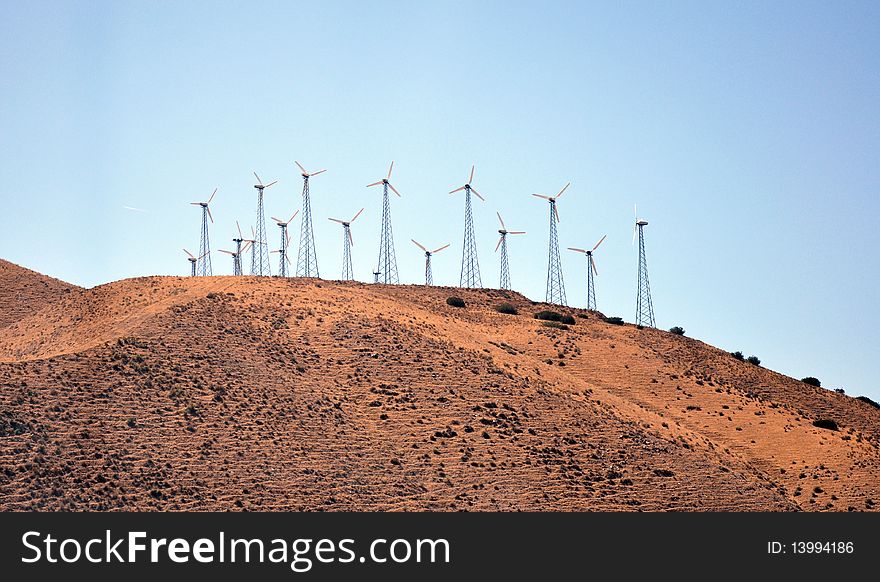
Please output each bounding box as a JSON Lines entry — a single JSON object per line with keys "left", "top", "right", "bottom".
{"left": 449, "top": 165, "right": 484, "bottom": 288}
{"left": 243, "top": 226, "right": 257, "bottom": 275}
{"left": 532, "top": 182, "right": 570, "bottom": 305}
{"left": 329, "top": 208, "right": 364, "bottom": 281}
{"left": 272, "top": 210, "right": 299, "bottom": 278}
{"left": 232, "top": 220, "right": 246, "bottom": 275}
{"left": 633, "top": 204, "right": 655, "bottom": 327}
{"left": 190, "top": 188, "right": 217, "bottom": 276}
{"left": 182, "top": 249, "right": 206, "bottom": 277}
{"left": 372, "top": 268, "right": 381, "bottom": 284}
{"left": 568, "top": 235, "right": 606, "bottom": 311}
{"left": 494, "top": 212, "right": 525, "bottom": 290}
{"left": 218, "top": 246, "right": 249, "bottom": 276}
{"left": 411, "top": 240, "right": 450, "bottom": 286}
{"left": 367, "top": 161, "right": 401, "bottom": 284}
{"left": 294, "top": 161, "right": 325, "bottom": 278}
{"left": 252, "top": 172, "right": 277, "bottom": 276}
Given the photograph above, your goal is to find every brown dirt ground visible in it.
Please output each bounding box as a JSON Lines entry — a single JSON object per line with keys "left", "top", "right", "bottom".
{"left": 0, "top": 263, "right": 877, "bottom": 511}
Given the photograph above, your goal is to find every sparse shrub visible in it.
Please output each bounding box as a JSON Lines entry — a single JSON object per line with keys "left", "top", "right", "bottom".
{"left": 731, "top": 351, "right": 745, "bottom": 361}
{"left": 206, "top": 292, "right": 218, "bottom": 299}
{"left": 801, "top": 377, "right": 821, "bottom": 387}
{"left": 746, "top": 355, "right": 761, "bottom": 366}
{"left": 560, "top": 314, "right": 576, "bottom": 325}
{"left": 812, "top": 419, "right": 838, "bottom": 431}
{"left": 669, "top": 326, "right": 685, "bottom": 336}
{"left": 856, "top": 395, "right": 880, "bottom": 409}
{"left": 541, "top": 321, "right": 569, "bottom": 330}
{"left": 494, "top": 303, "right": 518, "bottom": 315}
{"left": 534, "top": 310, "right": 563, "bottom": 321}
{"left": 834, "top": 388, "right": 845, "bottom": 394}
{"left": 446, "top": 296, "right": 466, "bottom": 308}
{"left": 603, "top": 316, "right": 624, "bottom": 325}
{"left": 126, "top": 418, "right": 137, "bottom": 428}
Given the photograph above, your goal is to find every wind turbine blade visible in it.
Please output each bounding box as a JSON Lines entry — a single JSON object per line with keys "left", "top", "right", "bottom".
{"left": 295, "top": 161, "right": 307, "bottom": 174}
{"left": 183, "top": 248, "right": 195, "bottom": 258}
{"left": 328, "top": 217, "right": 345, "bottom": 224}
{"left": 388, "top": 182, "right": 401, "bottom": 197}
{"left": 496, "top": 212, "right": 506, "bottom": 230}
{"left": 567, "top": 247, "right": 587, "bottom": 253}
{"left": 553, "top": 204, "right": 560, "bottom": 223}
{"left": 253, "top": 171, "right": 262, "bottom": 186}
{"left": 218, "top": 249, "right": 233, "bottom": 255}
{"left": 241, "top": 241, "right": 252, "bottom": 253}
{"left": 350, "top": 207, "right": 364, "bottom": 222}
{"left": 449, "top": 186, "right": 466, "bottom": 194}
{"left": 289, "top": 210, "right": 299, "bottom": 223}
{"left": 348, "top": 229, "right": 354, "bottom": 246}
{"left": 198, "top": 251, "right": 209, "bottom": 259}
{"left": 264, "top": 180, "right": 278, "bottom": 189}
{"left": 509, "top": 231, "right": 526, "bottom": 235}
{"left": 468, "top": 165, "right": 475, "bottom": 184}
{"left": 236, "top": 220, "right": 243, "bottom": 239}
{"left": 271, "top": 216, "right": 283, "bottom": 223}
{"left": 207, "top": 206, "right": 214, "bottom": 223}
{"left": 310, "top": 169, "right": 327, "bottom": 177}
{"left": 555, "top": 182, "right": 570, "bottom": 199}
{"left": 632, "top": 224, "right": 637, "bottom": 246}
{"left": 432, "top": 244, "right": 450, "bottom": 254}
{"left": 251, "top": 226, "right": 256, "bottom": 237}
{"left": 495, "top": 236, "right": 503, "bottom": 252}
{"left": 411, "top": 239, "right": 427, "bottom": 252}
{"left": 592, "top": 234, "right": 607, "bottom": 252}
{"left": 366, "top": 181, "right": 383, "bottom": 187}
{"left": 208, "top": 188, "right": 217, "bottom": 204}
{"left": 590, "top": 255, "right": 598, "bottom": 276}
{"left": 190, "top": 202, "right": 201, "bottom": 206}
{"left": 470, "top": 188, "right": 485, "bottom": 201}
{"left": 386, "top": 161, "right": 394, "bottom": 180}
{"left": 532, "top": 193, "right": 550, "bottom": 200}
{"left": 286, "top": 255, "right": 292, "bottom": 265}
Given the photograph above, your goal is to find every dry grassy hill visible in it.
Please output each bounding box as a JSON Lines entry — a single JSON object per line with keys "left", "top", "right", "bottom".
{"left": 0, "top": 268, "right": 878, "bottom": 511}
{"left": 0, "top": 259, "right": 79, "bottom": 328}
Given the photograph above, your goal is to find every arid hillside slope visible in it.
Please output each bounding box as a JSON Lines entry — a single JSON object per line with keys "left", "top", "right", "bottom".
{"left": 0, "top": 271, "right": 877, "bottom": 511}
{"left": 0, "top": 259, "right": 79, "bottom": 328}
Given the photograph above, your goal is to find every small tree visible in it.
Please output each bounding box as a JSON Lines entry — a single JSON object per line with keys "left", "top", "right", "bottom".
{"left": 446, "top": 296, "right": 466, "bottom": 308}
{"left": 669, "top": 326, "right": 685, "bottom": 336}
{"left": 494, "top": 303, "right": 518, "bottom": 315}
{"left": 746, "top": 355, "right": 761, "bottom": 366}
{"left": 801, "top": 377, "right": 821, "bottom": 387}
{"left": 603, "top": 316, "right": 624, "bottom": 325}
{"left": 731, "top": 351, "right": 745, "bottom": 361}
{"left": 560, "top": 314, "right": 576, "bottom": 325}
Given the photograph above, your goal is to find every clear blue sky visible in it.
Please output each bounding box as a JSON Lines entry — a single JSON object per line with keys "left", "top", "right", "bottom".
{"left": 2, "top": 1, "right": 878, "bottom": 400}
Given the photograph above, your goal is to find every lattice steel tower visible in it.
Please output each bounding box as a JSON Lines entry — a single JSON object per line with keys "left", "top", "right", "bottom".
{"left": 449, "top": 165, "right": 484, "bottom": 288}
{"left": 251, "top": 172, "right": 277, "bottom": 276}
{"left": 189, "top": 188, "right": 216, "bottom": 277}
{"left": 294, "top": 161, "right": 325, "bottom": 278}
{"left": 183, "top": 249, "right": 199, "bottom": 277}
{"left": 533, "top": 183, "right": 570, "bottom": 305}
{"left": 329, "top": 208, "right": 363, "bottom": 281}
{"left": 635, "top": 216, "right": 656, "bottom": 327}
{"left": 232, "top": 223, "right": 245, "bottom": 276}
{"left": 568, "top": 235, "right": 606, "bottom": 311}
{"left": 367, "top": 162, "right": 401, "bottom": 284}
{"left": 272, "top": 210, "right": 298, "bottom": 278}
{"left": 412, "top": 240, "right": 450, "bottom": 286}
{"left": 494, "top": 212, "right": 524, "bottom": 290}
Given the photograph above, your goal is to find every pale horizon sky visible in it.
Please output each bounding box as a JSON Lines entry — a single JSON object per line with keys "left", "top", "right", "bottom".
{"left": 1, "top": 1, "right": 879, "bottom": 401}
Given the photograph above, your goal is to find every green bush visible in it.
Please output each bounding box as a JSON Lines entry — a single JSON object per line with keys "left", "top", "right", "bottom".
{"left": 669, "top": 326, "right": 685, "bottom": 336}
{"left": 494, "top": 303, "right": 518, "bottom": 315}
{"left": 446, "top": 297, "right": 466, "bottom": 308}
{"left": 534, "top": 310, "right": 563, "bottom": 321}
{"left": 603, "top": 316, "right": 624, "bottom": 325}
{"left": 746, "top": 355, "right": 761, "bottom": 366}
{"left": 541, "top": 321, "right": 569, "bottom": 330}
{"left": 801, "top": 377, "right": 821, "bottom": 387}
{"left": 731, "top": 351, "right": 745, "bottom": 361}
{"left": 560, "top": 314, "right": 576, "bottom": 325}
